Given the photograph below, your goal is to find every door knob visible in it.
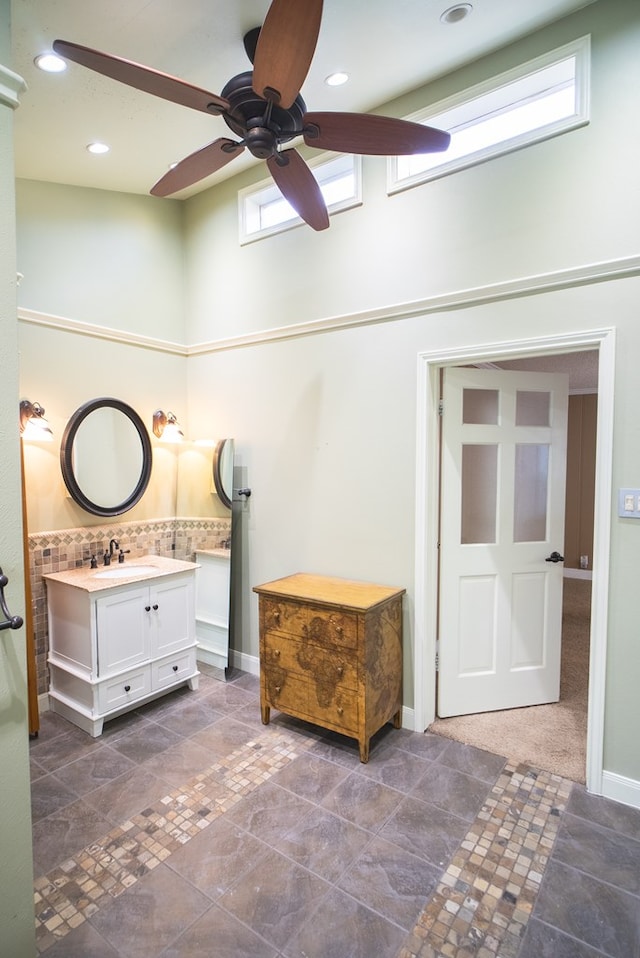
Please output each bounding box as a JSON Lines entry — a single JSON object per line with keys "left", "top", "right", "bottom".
{"left": 545, "top": 551, "right": 565, "bottom": 563}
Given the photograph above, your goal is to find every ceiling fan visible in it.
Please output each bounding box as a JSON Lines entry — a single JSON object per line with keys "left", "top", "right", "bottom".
{"left": 53, "top": 0, "right": 450, "bottom": 231}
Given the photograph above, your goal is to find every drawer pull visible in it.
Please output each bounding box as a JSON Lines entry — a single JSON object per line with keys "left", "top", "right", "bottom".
{"left": 275, "top": 685, "right": 281, "bottom": 694}
{"left": 336, "top": 666, "right": 344, "bottom": 676}
{"left": 273, "top": 611, "right": 280, "bottom": 624}
{"left": 172, "top": 664, "right": 179, "bottom": 672}
{"left": 335, "top": 626, "right": 344, "bottom": 635}
{"left": 273, "top": 649, "right": 281, "bottom": 658}
{"left": 124, "top": 684, "right": 131, "bottom": 692}
{"left": 337, "top": 706, "right": 344, "bottom": 716}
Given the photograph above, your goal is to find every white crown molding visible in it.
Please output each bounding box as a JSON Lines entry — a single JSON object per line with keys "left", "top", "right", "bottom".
{"left": 18, "top": 254, "right": 640, "bottom": 356}
{"left": 0, "top": 63, "right": 27, "bottom": 109}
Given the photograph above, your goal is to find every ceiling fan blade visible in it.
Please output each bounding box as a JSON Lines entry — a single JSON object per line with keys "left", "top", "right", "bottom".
{"left": 303, "top": 112, "right": 451, "bottom": 155}
{"left": 53, "top": 39, "right": 230, "bottom": 116}
{"left": 243, "top": 27, "right": 261, "bottom": 65}
{"left": 252, "top": 0, "right": 323, "bottom": 109}
{"left": 267, "top": 149, "right": 329, "bottom": 231}
{"left": 150, "top": 139, "right": 244, "bottom": 197}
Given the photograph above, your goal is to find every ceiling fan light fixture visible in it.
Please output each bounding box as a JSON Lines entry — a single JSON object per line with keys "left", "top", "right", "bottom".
{"left": 86, "top": 141, "right": 110, "bottom": 155}
{"left": 440, "top": 3, "right": 473, "bottom": 24}
{"left": 34, "top": 52, "right": 67, "bottom": 73}
{"left": 325, "top": 72, "right": 349, "bottom": 87}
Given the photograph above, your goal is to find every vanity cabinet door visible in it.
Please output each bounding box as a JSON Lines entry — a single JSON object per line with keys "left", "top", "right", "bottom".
{"left": 151, "top": 576, "right": 195, "bottom": 658}
{"left": 96, "top": 586, "right": 151, "bottom": 676}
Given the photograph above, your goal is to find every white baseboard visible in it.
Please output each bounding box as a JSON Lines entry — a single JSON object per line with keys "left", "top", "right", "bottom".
{"left": 601, "top": 770, "right": 640, "bottom": 810}
{"left": 230, "top": 650, "right": 260, "bottom": 676}
{"left": 402, "top": 706, "right": 415, "bottom": 731}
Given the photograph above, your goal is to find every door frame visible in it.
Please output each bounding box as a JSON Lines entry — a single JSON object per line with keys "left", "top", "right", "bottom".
{"left": 414, "top": 327, "right": 615, "bottom": 796}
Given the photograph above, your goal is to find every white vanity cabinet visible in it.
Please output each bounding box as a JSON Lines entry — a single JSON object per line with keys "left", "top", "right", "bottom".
{"left": 45, "top": 557, "right": 199, "bottom": 736}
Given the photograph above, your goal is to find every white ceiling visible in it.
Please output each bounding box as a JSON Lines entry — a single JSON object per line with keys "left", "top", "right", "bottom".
{"left": 12, "top": 0, "right": 597, "bottom": 199}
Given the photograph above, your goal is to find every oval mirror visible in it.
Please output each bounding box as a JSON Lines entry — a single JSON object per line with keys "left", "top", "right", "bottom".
{"left": 60, "top": 398, "right": 153, "bottom": 517}
{"left": 212, "top": 438, "right": 234, "bottom": 510}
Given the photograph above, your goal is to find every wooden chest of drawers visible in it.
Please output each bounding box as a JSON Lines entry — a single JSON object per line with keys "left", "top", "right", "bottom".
{"left": 254, "top": 573, "right": 405, "bottom": 762}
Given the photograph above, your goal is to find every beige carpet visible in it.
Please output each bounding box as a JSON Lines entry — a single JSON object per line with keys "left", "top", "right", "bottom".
{"left": 428, "top": 577, "right": 591, "bottom": 783}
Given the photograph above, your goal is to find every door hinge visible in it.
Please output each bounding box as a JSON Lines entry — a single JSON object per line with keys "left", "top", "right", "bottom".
{"left": 435, "top": 639, "right": 440, "bottom": 671}
{"left": 438, "top": 399, "right": 444, "bottom": 417}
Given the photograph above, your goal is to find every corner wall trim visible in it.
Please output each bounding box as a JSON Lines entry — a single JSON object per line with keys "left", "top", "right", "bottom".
{"left": 0, "top": 64, "right": 27, "bottom": 109}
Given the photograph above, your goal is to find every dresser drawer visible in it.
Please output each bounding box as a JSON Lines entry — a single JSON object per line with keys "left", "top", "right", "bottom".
{"left": 263, "top": 632, "right": 358, "bottom": 689}
{"left": 307, "top": 686, "right": 358, "bottom": 734}
{"left": 263, "top": 667, "right": 307, "bottom": 714}
{"left": 262, "top": 598, "right": 357, "bottom": 650}
{"left": 98, "top": 666, "right": 151, "bottom": 712}
{"left": 152, "top": 648, "right": 197, "bottom": 689}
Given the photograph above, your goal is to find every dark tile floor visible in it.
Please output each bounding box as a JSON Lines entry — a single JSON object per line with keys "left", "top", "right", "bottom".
{"left": 29, "top": 667, "right": 640, "bottom": 958}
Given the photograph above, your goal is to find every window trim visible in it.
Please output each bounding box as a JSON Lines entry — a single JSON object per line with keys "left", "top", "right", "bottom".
{"left": 239, "top": 151, "right": 362, "bottom": 243}
{"left": 388, "top": 35, "right": 590, "bottom": 195}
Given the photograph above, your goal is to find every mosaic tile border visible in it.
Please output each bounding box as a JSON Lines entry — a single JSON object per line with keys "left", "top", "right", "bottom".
{"left": 397, "top": 763, "right": 573, "bottom": 958}
{"left": 34, "top": 725, "right": 312, "bottom": 953}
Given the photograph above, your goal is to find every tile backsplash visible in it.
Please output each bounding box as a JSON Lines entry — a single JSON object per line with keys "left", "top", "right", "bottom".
{"left": 28, "top": 516, "right": 231, "bottom": 696}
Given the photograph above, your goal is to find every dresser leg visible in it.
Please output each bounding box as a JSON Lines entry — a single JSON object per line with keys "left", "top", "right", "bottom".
{"left": 392, "top": 708, "right": 402, "bottom": 729}
{"left": 261, "top": 702, "right": 271, "bottom": 725}
{"left": 358, "top": 738, "right": 370, "bottom": 763}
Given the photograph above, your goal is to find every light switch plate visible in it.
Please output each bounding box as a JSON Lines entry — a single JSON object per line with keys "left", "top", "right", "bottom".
{"left": 618, "top": 488, "right": 640, "bottom": 518}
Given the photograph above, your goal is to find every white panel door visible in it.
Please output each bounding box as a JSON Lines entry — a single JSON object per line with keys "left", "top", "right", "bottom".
{"left": 438, "top": 367, "right": 568, "bottom": 717}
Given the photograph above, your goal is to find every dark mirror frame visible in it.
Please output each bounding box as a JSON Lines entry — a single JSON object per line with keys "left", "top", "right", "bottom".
{"left": 60, "top": 397, "right": 153, "bottom": 517}
{"left": 212, "top": 438, "right": 233, "bottom": 510}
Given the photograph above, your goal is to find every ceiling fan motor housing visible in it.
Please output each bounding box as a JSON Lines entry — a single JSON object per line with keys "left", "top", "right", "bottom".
{"left": 220, "top": 71, "right": 306, "bottom": 157}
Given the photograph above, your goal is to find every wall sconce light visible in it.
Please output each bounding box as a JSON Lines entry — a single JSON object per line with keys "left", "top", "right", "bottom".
{"left": 152, "top": 409, "right": 184, "bottom": 443}
{"left": 19, "top": 399, "right": 54, "bottom": 441}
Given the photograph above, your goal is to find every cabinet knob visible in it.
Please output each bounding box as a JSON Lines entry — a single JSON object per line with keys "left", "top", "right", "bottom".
{"left": 124, "top": 684, "right": 131, "bottom": 692}
{"left": 275, "top": 685, "right": 281, "bottom": 694}
{"left": 336, "top": 666, "right": 344, "bottom": 676}
{"left": 337, "top": 707, "right": 344, "bottom": 716}
{"left": 335, "top": 626, "right": 344, "bottom": 635}
{"left": 172, "top": 664, "right": 178, "bottom": 672}
{"left": 153, "top": 604, "right": 159, "bottom": 611}
{"left": 273, "top": 611, "right": 280, "bottom": 624}
{"left": 274, "top": 649, "right": 281, "bottom": 658}
{"left": 145, "top": 605, "right": 151, "bottom": 612}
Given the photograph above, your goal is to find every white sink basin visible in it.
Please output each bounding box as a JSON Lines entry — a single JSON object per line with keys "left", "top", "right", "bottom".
{"left": 93, "top": 565, "right": 158, "bottom": 579}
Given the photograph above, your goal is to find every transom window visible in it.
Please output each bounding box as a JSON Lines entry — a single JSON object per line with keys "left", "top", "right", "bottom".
{"left": 239, "top": 153, "right": 361, "bottom": 243}
{"left": 388, "top": 36, "right": 590, "bottom": 194}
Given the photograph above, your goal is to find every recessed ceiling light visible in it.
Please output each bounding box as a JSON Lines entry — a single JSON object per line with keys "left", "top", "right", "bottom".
{"left": 325, "top": 72, "right": 349, "bottom": 87}
{"left": 34, "top": 52, "right": 67, "bottom": 73}
{"left": 440, "top": 3, "right": 473, "bottom": 24}
{"left": 86, "top": 142, "right": 110, "bottom": 155}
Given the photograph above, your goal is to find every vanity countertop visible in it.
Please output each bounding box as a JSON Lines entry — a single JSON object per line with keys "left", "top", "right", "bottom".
{"left": 43, "top": 554, "right": 199, "bottom": 593}
{"left": 195, "top": 548, "right": 231, "bottom": 559}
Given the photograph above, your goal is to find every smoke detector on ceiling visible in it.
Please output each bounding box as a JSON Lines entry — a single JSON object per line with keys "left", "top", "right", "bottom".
{"left": 440, "top": 4, "right": 473, "bottom": 24}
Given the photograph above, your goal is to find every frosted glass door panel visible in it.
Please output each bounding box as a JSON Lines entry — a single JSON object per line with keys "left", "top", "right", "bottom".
{"left": 463, "top": 388, "right": 499, "bottom": 424}
{"left": 516, "top": 390, "right": 550, "bottom": 426}
{"left": 514, "top": 444, "right": 549, "bottom": 542}
{"left": 461, "top": 444, "right": 498, "bottom": 544}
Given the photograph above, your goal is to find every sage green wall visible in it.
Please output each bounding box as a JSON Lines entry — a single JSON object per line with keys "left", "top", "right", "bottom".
{"left": 0, "top": 0, "right": 35, "bottom": 950}
{"left": 17, "top": 180, "right": 186, "bottom": 342}
{"left": 181, "top": 0, "right": 640, "bottom": 786}
{"left": 15, "top": 181, "right": 189, "bottom": 533}
{"left": 18, "top": 321, "right": 186, "bottom": 532}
